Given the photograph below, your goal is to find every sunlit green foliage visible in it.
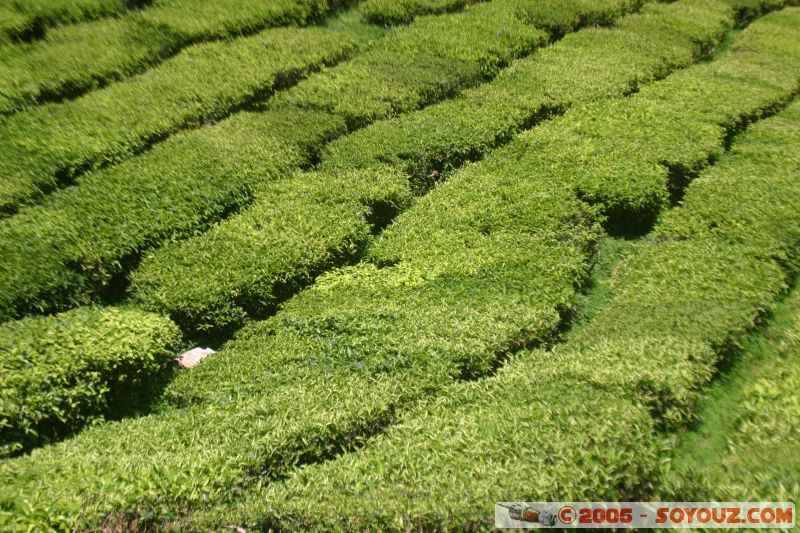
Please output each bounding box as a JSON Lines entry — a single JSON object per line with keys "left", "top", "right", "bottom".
{"left": 0, "top": 307, "right": 181, "bottom": 457}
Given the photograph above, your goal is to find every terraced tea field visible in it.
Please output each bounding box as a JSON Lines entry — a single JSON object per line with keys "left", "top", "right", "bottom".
{"left": 1, "top": 0, "right": 799, "bottom": 530}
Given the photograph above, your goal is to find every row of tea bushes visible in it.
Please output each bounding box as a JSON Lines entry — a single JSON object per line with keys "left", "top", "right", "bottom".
{"left": 0, "top": 306, "right": 181, "bottom": 457}
{"left": 358, "top": 0, "right": 640, "bottom": 30}
{"left": 660, "top": 283, "right": 800, "bottom": 503}
{"left": 0, "top": 0, "right": 348, "bottom": 115}
{"left": 0, "top": 23, "right": 358, "bottom": 214}
{"left": 0, "top": 0, "right": 126, "bottom": 41}
{"left": 359, "top": 0, "right": 481, "bottom": 25}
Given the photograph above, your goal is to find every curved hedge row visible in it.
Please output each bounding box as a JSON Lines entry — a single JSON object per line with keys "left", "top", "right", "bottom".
{"left": 0, "top": 23, "right": 359, "bottom": 215}
{"left": 360, "top": 0, "right": 483, "bottom": 25}
{"left": 0, "top": 107, "right": 347, "bottom": 322}
{"left": 359, "top": 0, "right": 654, "bottom": 30}
{"left": 0, "top": 0, "right": 126, "bottom": 41}
{"left": 0, "top": 19, "right": 180, "bottom": 115}
{"left": 226, "top": 386, "right": 661, "bottom": 531}
{"left": 0, "top": 306, "right": 181, "bottom": 457}
{"left": 220, "top": 75, "right": 800, "bottom": 533}
{"left": 0, "top": 0, "right": 348, "bottom": 116}
{"left": 139, "top": 0, "right": 335, "bottom": 37}
{"left": 130, "top": 0, "right": 733, "bottom": 334}
{"left": 0, "top": 5, "right": 28, "bottom": 42}
{"left": 320, "top": 0, "right": 735, "bottom": 178}
{"left": 0, "top": 11, "right": 797, "bottom": 531}
{"left": 131, "top": 168, "right": 414, "bottom": 336}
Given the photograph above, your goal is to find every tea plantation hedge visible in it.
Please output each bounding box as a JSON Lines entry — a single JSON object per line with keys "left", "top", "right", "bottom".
{"left": 0, "top": 5, "right": 30, "bottom": 43}
{"left": 1, "top": 11, "right": 798, "bottom": 530}
{"left": 0, "top": 0, "right": 348, "bottom": 115}
{"left": 359, "top": 0, "right": 480, "bottom": 25}
{"left": 0, "top": 23, "right": 358, "bottom": 215}
{"left": 0, "top": 19, "right": 182, "bottom": 115}
{"left": 358, "top": 0, "right": 640, "bottom": 29}
{"left": 0, "top": 307, "right": 181, "bottom": 457}
{"left": 0, "top": 0, "right": 126, "bottom": 41}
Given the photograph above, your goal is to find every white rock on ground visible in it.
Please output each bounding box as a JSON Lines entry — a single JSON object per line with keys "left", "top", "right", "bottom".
{"left": 174, "top": 347, "right": 216, "bottom": 369}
